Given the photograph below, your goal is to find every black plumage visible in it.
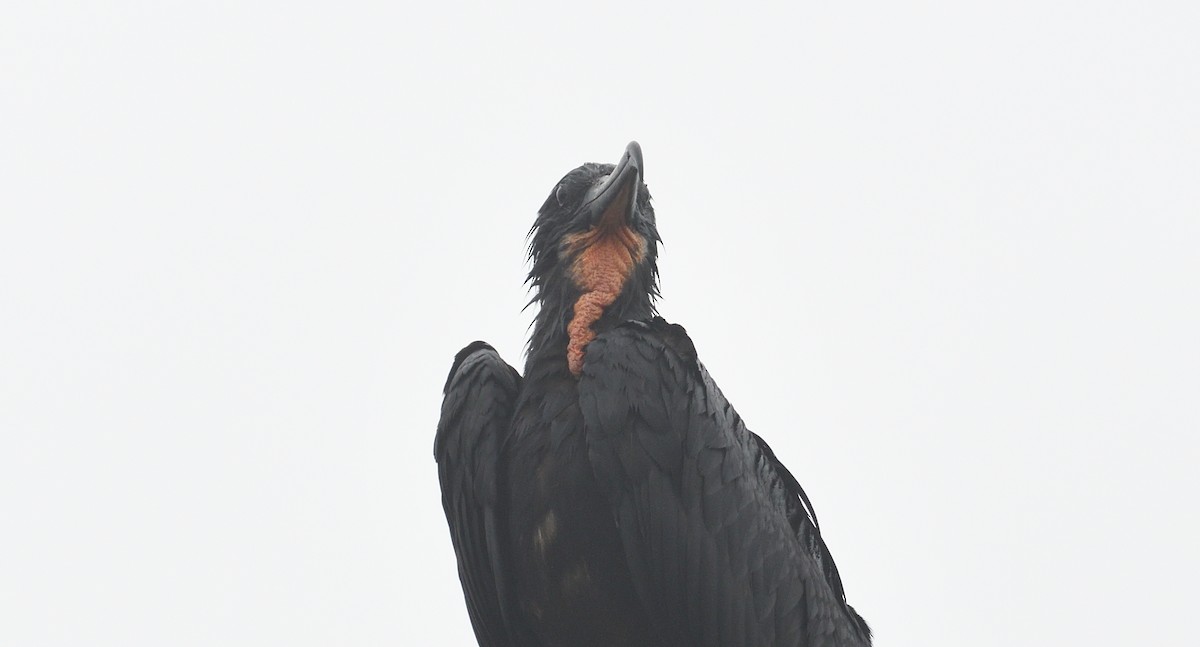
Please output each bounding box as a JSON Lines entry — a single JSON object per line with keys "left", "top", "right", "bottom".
{"left": 434, "top": 142, "right": 871, "bottom": 647}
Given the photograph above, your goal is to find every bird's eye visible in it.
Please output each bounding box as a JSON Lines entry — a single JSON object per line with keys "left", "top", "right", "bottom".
{"left": 555, "top": 184, "right": 568, "bottom": 207}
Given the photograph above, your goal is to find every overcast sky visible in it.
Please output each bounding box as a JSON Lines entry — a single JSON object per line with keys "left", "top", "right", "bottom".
{"left": 3, "top": 2, "right": 1198, "bottom": 646}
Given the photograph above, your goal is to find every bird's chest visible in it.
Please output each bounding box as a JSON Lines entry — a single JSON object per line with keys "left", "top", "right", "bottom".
{"left": 504, "top": 385, "right": 658, "bottom": 646}
{"left": 506, "top": 390, "right": 614, "bottom": 592}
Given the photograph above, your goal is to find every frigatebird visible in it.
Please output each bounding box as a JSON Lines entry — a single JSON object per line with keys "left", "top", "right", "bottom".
{"left": 435, "top": 142, "right": 871, "bottom": 647}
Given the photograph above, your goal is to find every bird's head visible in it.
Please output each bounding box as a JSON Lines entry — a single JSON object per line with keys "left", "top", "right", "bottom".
{"left": 526, "top": 141, "right": 661, "bottom": 375}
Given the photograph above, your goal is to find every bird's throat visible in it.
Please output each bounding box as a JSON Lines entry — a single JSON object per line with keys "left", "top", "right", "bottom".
{"left": 564, "top": 225, "right": 646, "bottom": 376}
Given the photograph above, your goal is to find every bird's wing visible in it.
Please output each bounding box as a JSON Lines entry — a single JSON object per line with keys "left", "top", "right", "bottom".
{"left": 579, "top": 319, "right": 871, "bottom": 647}
{"left": 748, "top": 431, "right": 873, "bottom": 641}
{"left": 435, "top": 342, "right": 522, "bottom": 647}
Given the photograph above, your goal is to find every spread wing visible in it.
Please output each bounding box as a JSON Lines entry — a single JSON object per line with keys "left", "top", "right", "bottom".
{"left": 434, "top": 342, "right": 522, "bottom": 647}
{"left": 579, "top": 319, "right": 871, "bottom": 647}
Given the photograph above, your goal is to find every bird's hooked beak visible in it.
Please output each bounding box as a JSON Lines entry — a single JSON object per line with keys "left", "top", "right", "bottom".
{"left": 580, "top": 141, "right": 643, "bottom": 230}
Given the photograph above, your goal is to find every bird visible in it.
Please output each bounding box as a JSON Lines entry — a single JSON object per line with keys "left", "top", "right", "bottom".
{"left": 434, "top": 142, "right": 872, "bottom": 647}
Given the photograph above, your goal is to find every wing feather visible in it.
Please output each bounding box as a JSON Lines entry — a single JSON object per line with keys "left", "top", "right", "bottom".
{"left": 434, "top": 342, "right": 521, "bottom": 647}
{"left": 579, "top": 319, "right": 871, "bottom": 647}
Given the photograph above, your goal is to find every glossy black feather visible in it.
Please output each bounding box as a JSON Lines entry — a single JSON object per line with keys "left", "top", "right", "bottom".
{"left": 434, "top": 342, "right": 523, "bottom": 647}
{"left": 579, "top": 318, "right": 872, "bottom": 647}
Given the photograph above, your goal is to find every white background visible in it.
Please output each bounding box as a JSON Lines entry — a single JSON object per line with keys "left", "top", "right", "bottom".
{"left": 3, "top": 2, "right": 1198, "bottom": 645}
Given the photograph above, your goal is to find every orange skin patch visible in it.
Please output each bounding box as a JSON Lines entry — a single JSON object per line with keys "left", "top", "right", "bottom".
{"left": 563, "top": 207, "right": 646, "bottom": 376}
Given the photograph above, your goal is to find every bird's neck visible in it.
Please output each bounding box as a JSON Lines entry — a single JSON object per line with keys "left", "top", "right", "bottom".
{"left": 526, "top": 288, "right": 654, "bottom": 375}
